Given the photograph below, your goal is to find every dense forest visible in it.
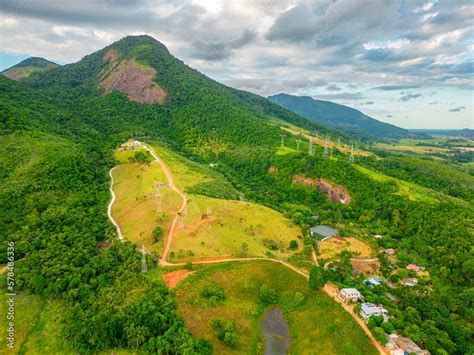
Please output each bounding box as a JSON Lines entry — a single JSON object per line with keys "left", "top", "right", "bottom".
{"left": 1, "top": 35, "right": 472, "bottom": 354}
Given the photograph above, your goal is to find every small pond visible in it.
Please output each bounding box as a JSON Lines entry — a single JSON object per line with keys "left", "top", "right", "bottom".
{"left": 261, "top": 307, "right": 290, "bottom": 355}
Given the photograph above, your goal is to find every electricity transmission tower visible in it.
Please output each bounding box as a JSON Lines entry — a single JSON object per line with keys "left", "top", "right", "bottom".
{"left": 281, "top": 134, "right": 285, "bottom": 147}
{"left": 349, "top": 144, "right": 355, "bottom": 163}
{"left": 296, "top": 138, "right": 301, "bottom": 150}
{"left": 308, "top": 140, "right": 313, "bottom": 155}
{"left": 324, "top": 135, "right": 329, "bottom": 155}
{"left": 239, "top": 192, "right": 245, "bottom": 204}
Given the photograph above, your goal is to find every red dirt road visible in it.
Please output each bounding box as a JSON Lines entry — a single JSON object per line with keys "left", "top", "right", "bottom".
{"left": 163, "top": 269, "right": 195, "bottom": 288}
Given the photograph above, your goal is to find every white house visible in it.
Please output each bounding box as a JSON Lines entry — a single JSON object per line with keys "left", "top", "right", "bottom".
{"left": 338, "top": 288, "right": 363, "bottom": 303}
{"left": 402, "top": 278, "right": 418, "bottom": 287}
{"left": 360, "top": 303, "right": 388, "bottom": 321}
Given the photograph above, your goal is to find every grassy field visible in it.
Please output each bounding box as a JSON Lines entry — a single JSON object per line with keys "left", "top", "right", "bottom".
{"left": 375, "top": 142, "right": 453, "bottom": 156}
{"left": 112, "top": 145, "right": 182, "bottom": 255}
{"left": 176, "top": 261, "right": 377, "bottom": 354}
{"left": 319, "top": 237, "right": 373, "bottom": 260}
{"left": 0, "top": 288, "right": 44, "bottom": 353}
{"left": 170, "top": 194, "right": 303, "bottom": 261}
{"left": 144, "top": 144, "right": 303, "bottom": 262}
{"left": 112, "top": 143, "right": 304, "bottom": 261}
{"left": 16, "top": 300, "right": 73, "bottom": 354}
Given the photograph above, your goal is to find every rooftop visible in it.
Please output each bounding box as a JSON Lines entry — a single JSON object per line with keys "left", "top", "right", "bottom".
{"left": 310, "top": 225, "right": 338, "bottom": 238}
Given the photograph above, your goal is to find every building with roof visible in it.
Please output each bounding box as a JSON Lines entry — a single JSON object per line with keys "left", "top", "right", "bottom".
{"left": 402, "top": 278, "right": 418, "bottom": 287}
{"left": 338, "top": 288, "right": 363, "bottom": 303}
{"left": 384, "top": 248, "right": 396, "bottom": 256}
{"left": 407, "top": 264, "right": 423, "bottom": 272}
{"left": 389, "top": 334, "right": 430, "bottom": 355}
{"left": 374, "top": 234, "right": 383, "bottom": 239}
{"left": 359, "top": 303, "right": 388, "bottom": 321}
{"left": 310, "top": 225, "right": 338, "bottom": 241}
{"left": 364, "top": 277, "right": 382, "bottom": 287}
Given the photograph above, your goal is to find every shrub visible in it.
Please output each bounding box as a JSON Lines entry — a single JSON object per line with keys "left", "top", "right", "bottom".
{"left": 259, "top": 284, "right": 278, "bottom": 305}
{"left": 152, "top": 226, "right": 162, "bottom": 243}
{"left": 210, "top": 318, "right": 239, "bottom": 349}
{"left": 201, "top": 282, "right": 226, "bottom": 305}
{"left": 289, "top": 240, "right": 298, "bottom": 250}
{"left": 262, "top": 238, "right": 278, "bottom": 251}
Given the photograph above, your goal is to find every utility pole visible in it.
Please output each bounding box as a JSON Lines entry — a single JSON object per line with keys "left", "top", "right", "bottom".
{"left": 141, "top": 244, "right": 147, "bottom": 273}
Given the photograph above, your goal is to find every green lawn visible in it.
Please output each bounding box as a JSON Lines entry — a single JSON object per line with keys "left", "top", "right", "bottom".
{"left": 176, "top": 261, "right": 378, "bottom": 355}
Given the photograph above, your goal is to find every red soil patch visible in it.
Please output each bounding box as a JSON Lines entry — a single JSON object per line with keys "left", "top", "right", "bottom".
{"left": 99, "top": 59, "right": 167, "bottom": 105}
{"left": 292, "top": 175, "right": 351, "bottom": 204}
{"left": 163, "top": 269, "right": 195, "bottom": 288}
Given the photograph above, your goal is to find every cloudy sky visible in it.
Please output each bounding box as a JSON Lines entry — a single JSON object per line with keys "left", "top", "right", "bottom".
{"left": 0, "top": 0, "right": 472, "bottom": 129}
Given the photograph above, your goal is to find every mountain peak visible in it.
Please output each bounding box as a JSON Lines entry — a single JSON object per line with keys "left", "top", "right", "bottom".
{"left": 2, "top": 57, "right": 59, "bottom": 81}
{"left": 108, "top": 35, "right": 170, "bottom": 54}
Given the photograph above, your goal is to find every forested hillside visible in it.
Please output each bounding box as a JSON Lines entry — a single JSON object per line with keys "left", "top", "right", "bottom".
{"left": 1, "top": 35, "right": 472, "bottom": 354}
{"left": 268, "top": 93, "right": 415, "bottom": 141}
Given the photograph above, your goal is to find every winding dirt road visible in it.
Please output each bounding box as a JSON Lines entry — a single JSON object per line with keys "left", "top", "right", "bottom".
{"left": 140, "top": 144, "right": 187, "bottom": 265}
{"left": 108, "top": 166, "right": 124, "bottom": 241}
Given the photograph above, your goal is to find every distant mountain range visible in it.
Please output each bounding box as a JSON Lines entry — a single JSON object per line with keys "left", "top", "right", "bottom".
{"left": 268, "top": 93, "right": 418, "bottom": 140}
{"left": 410, "top": 129, "right": 474, "bottom": 140}
{"left": 2, "top": 57, "right": 59, "bottom": 81}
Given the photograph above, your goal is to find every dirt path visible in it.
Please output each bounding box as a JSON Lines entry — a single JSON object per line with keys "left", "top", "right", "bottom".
{"left": 140, "top": 144, "right": 187, "bottom": 265}
{"left": 108, "top": 166, "right": 124, "bottom": 241}
{"left": 311, "top": 247, "right": 319, "bottom": 266}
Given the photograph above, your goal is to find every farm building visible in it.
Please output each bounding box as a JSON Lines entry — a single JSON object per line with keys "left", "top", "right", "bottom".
{"left": 310, "top": 225, "right": 338, "bottom": 240}
{"left": 338, "top": 288, "right": 363, "bottom": 303}
{"left": 364, "top": 277, "right": 382, "bottom": 287}
{"left": 374, "top": 234, "right": 383, "bottom": 239}
{"left": 360, "top": 303, "right": 388, "bottom": 321}
{"left": 407, "top": 264, "right": 424, "bottom": 272}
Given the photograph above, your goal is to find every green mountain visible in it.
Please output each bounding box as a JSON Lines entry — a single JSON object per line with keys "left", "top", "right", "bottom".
{"left": 268, "top": 93, "right": 414, "bottom": 140}
{"left": 1, "top": 35, "right": 472, "bottom": 354}
{"left": 2, "top": 57, "right": 59, "bottom": 81}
